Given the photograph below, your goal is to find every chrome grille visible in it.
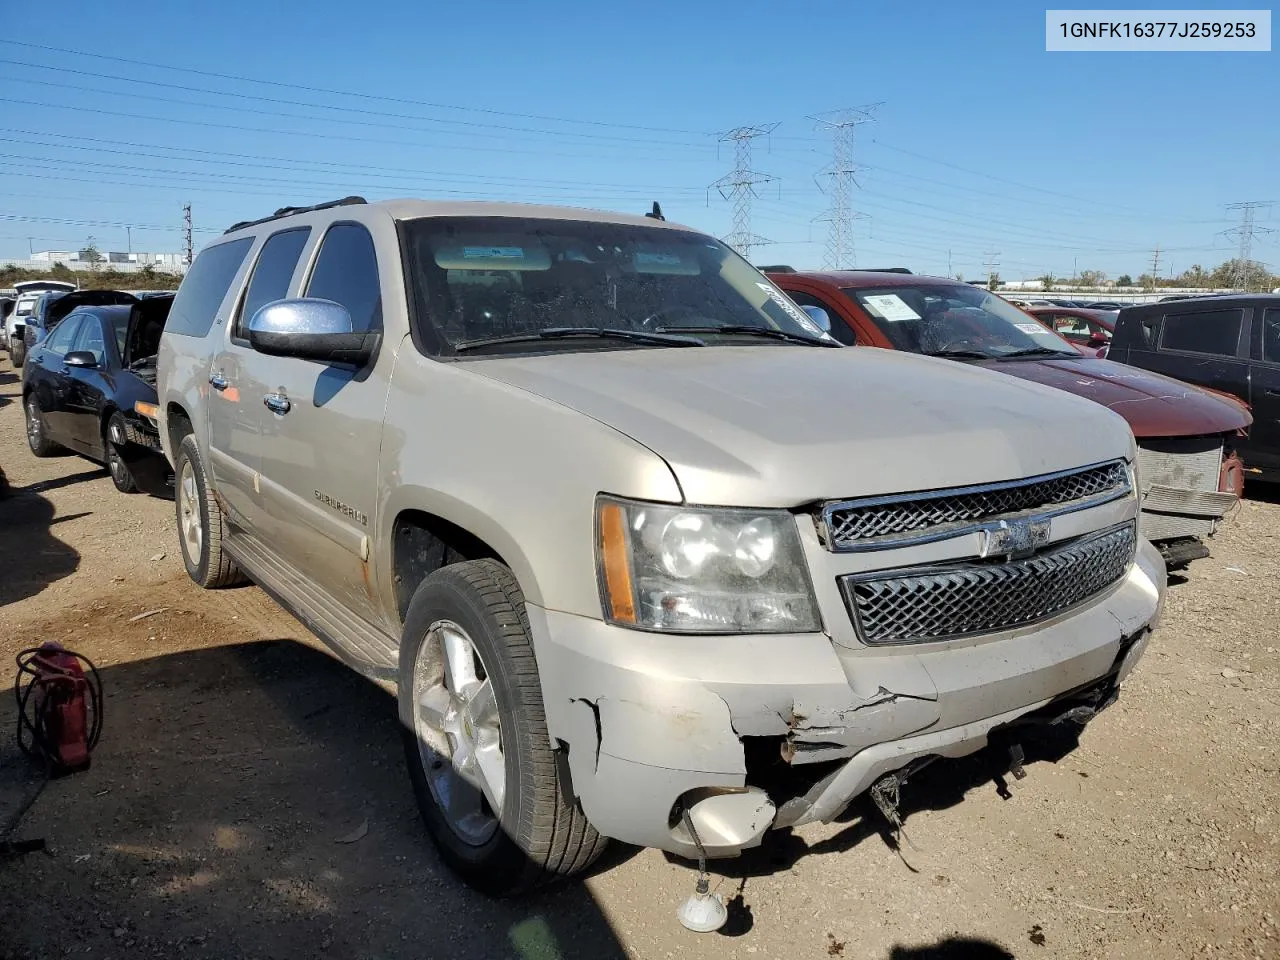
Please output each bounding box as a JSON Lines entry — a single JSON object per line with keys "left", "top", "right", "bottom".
{"left": 840, "top": 522, "right": 1136, "bottom": 645}
{"left": 823, "top": 460, "right": 1129, "bottom": 551}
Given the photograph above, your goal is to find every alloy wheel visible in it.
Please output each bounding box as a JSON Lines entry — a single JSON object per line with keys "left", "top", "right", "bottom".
{"left": 178, "top": 460, "right": 202, "bottom": 561}
{"left": 412, "top": 619, "right": 506, "bottom": 846}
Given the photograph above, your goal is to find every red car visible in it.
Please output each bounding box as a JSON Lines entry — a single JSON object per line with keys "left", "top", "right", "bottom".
{"left": 1026, "top": 306, "right": 1117, "bottom": 358}
{"left": 768, "top": 269, "right": 1252, "bottom": 568}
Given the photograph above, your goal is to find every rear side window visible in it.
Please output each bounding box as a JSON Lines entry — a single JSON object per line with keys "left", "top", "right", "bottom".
{"left": 234, "top": 228, "right": 311, "bottom": 339}
{"left": 1263, "top": 308, "right": 1280, "bottom": 364}
{"left": 166, "top": 238, "right": 253, "bottom": 338}
{"left": 305, "top": 223, "right": 382, "bottom": 333}
{"left": 43, "top": 315, "right": 82, "bottom": 356}
{"left": 1159, "top": 309, "right": 1244, "bottom": 357}
{"left": 74, "top": 316, "right": 108, "bottom": 366}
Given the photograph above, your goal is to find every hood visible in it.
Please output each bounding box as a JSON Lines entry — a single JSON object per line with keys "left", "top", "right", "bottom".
{"left": 466, "top": 346, "right": 1135, "bottom": 507}
{"left": 975, "top": 356, "right": 1251, "bottom": 438}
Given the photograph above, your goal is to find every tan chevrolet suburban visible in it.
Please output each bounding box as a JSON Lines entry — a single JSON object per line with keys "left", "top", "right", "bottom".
{"left": 154, "top": 197, "right": 1166, "bottom": 899}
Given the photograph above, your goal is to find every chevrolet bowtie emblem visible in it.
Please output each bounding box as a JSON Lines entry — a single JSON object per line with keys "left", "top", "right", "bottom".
{"left": 982, "top": 517, "right": 1052, "bottom": 559}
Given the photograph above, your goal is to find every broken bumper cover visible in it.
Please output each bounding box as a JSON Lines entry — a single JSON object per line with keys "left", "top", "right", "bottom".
{"left": 528, "top": 538, "right": 1165, "bottom": 859}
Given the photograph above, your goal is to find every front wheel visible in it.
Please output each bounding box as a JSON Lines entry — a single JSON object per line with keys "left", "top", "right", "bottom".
{"left": 398, "top": 560, "right": 606, "bottom": 895}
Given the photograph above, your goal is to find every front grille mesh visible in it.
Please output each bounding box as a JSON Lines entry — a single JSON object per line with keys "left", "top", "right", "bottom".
{"left": 826, "top": 461, "right": 1129, "bottom": 547}
{"left": 841, "top": 522, "right": 1136, "bottom": 645}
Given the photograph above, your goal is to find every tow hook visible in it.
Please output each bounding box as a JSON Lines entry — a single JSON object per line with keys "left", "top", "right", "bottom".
{"left": 1008, "top": 742, "right": 1027, "bottom": 781}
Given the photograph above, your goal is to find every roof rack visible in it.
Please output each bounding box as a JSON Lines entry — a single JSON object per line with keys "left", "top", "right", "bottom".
{"left": 757, "top": 264, "right": 795, "bottom": 272}
{"left": 224, "top": 196, "right": 368, "bottom": 235}
{"left": 863, "top": 267, "right": 912, "bottom": 274}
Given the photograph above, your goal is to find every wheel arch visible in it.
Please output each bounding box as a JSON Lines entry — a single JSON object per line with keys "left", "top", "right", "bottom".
{"left": 388, "top": 503, "right": 529, "bottom": 624}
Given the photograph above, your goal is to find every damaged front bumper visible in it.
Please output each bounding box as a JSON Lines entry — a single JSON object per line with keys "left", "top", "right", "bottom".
{"left": 527, "top": 538, "right": 1165, "bottom": 860}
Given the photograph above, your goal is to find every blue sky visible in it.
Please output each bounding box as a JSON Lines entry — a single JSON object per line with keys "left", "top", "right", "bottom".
{"left": 0, "top": 0, "right": 1275, "bottom": 280}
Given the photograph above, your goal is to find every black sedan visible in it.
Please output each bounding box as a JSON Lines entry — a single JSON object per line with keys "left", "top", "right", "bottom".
{"left": 23, "top": 299, "right": 172, "bottom": 495}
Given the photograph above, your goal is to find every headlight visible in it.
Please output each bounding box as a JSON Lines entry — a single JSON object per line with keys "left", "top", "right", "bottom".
{"left": 596, "top": 496, "right": 821, "bottom": 634}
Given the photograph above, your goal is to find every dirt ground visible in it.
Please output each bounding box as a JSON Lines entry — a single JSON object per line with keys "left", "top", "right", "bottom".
{"left": 0, "top": 352, "right": 1277, "bottom": 960}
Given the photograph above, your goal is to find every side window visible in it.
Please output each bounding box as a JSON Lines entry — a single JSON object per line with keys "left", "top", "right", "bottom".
{"left": 1056, "top": 314, "right": 1091, "bottom": 337}
{"left": 305, "top": 223, "right": 382, "bottom": 333}
{"left": 73, "top": 316, "right": 107, "bottom": 365}
{"left": 784, "top": 289, "right": 855, "bottom": 345}
{"left": 234, "top": 228, "right": 311, "bottom": 339}
{"left": 167, "top": 238, "right": 254, "bottom": 338}
{"left": 43, "top": 315, "right": 82, "bottom": 356}
{"left": 1263, "top": 308, "right": 1280, "bottom": 364}
{"left": 1159, "top": 309, "right": 1244, "bottom": 358}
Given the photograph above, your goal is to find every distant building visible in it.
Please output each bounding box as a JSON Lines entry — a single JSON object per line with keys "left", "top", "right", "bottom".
{"left": 31, "top": 249, "right": 185, "bottom": 267}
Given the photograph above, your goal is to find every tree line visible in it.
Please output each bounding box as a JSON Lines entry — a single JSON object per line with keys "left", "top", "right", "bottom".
{"left": 1036, "top": 258, "right": 1278, "bottom": 292}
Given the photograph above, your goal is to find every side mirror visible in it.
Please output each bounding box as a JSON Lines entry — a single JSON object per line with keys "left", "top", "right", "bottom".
{"left": 248, "top": 298, "right": 379, "bottom": 366}
{"left": 64, "top": 350, "right": 99, "bottom": 368}
{"left": 800, "top": 304, "right": 832, "bottom": 333}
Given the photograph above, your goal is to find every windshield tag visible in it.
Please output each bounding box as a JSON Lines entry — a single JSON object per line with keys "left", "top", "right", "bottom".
{"left": 1014, "top": 322, "right": 1044, "bottom": 335}
{"left": 463, "top": 246, "right": 523, "bottom": 259}
{"left": 756, "top": 282, "right": 822, "bottom": 333}
{"left": 862, "top": 294, "right": 920, "bottom": 322}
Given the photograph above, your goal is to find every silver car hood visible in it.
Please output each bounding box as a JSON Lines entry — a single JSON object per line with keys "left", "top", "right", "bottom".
{"left": 467, "top": 346, "right": 1135, "bottom": 506}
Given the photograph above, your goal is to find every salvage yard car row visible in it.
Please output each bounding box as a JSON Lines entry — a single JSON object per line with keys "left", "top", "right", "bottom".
{"left": 3, "top": 197, "right": 1277, "bottom": 912}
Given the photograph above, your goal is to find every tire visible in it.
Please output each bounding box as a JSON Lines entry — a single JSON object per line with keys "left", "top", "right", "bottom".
{"left": 174, "top": 433, "right": 245, "bottom": 588}
{"left": 104, "top": 413, "right": 139, "bottom": 494}
{"left": 398, "top": 559, "right": 606, "bottom": 896}
{"left": 24, "top": 394, "right": 60, "bottom": 457}
{"left": 11, "top": 338, "right": 25, "bottom": 368}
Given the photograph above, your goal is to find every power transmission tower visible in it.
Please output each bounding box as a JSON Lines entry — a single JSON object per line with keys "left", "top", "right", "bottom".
{"left": 711, "top": 125, "right": 778, "bottom": 260}
{"left": 1222, "top": 201, "right": 1274, "bottom": 290}
{"left": 183, "top": 203, "right": 193, "bottom": 266}
{"left": 983, "top": 249, "right": 1001, "bottom": 289}
{"left": 809, "top": 104, "right": 880, "bottom": 269}
{"left": 1147, "top": 244, "right": 1161, "bottom": 289}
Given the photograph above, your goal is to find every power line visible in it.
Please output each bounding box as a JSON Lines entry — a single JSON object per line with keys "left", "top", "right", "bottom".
{"left": 810, "top": 104, "right": 879, "bottom": 269}
{"left": 0, "top": 129, "right": 709, "bottom": 194}
{"left": 0, "top": 97, "right": 718, "bottom": 166}
{"left": 870, "top": 138, "right": 1210, "bottom": 223}
{"left": 0, "top": 64, "right": 713, "bottom": 151}
{"left": 0, "top": 39, "right": 711, "bottom": 137}
{"left": 712, "top": 125, "right": 779, "bottom": 259}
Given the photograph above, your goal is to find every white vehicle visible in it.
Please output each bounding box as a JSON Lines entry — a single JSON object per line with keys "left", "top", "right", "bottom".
{"left": 6, "top": 280, "right": 76, "bottom": 354}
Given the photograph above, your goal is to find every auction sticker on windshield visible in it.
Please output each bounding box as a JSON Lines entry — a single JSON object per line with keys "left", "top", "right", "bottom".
{"left": 862, "top": 294, "right": 921, "bottom": 322}
{"left": 1015, "top": 322, "right": 1045, "bottom": 335}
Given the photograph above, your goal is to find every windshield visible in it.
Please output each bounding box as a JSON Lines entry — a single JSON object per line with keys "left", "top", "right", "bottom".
{"left": 402, "top": 217, "right": 831, "bottom": 354}
{"left": 843, "top": 283, "right": 1078, "bottom": 359}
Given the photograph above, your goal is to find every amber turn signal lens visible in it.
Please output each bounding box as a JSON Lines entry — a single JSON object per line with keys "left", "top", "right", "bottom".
{"left": 134, "top": 401, "right": 159, "bottom": 420}
{"left": 598, "top": 501, "right": 636, "bottom": 623}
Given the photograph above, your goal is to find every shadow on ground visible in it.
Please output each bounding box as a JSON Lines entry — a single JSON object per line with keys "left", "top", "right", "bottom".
{"left": 0, "top": 487, "right": 80, "bottom": 606}
{"left": 1243, "top": 479, "right": 1280, "bottom": 504}
{"left": 0, "top": 640, "right": 628, "bottom": 960}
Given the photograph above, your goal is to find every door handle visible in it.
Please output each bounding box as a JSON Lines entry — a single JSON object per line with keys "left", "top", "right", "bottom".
{"left": 263, "top": 393, "right": 291, "bottom": 415}
{"left": 208, "top": 373, "right": 229, "bottom": 391}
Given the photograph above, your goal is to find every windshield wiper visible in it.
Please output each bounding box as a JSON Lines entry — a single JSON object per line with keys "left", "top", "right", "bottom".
{"left": 922, "top": 348, "right": 992, "bottom": 360}
{"left": 654, "top": 324, "right": 839, "bottom": 347}
{"left": 997, "top": 347, "right": 1080, "bottom": 359}
{"left": 454, "top": 326, "right": 706, "bottom": 352}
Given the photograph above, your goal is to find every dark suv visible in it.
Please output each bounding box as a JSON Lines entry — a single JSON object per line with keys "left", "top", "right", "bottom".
{"left": 1108, "top": 295, "right": 1280, "bottom": 482}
